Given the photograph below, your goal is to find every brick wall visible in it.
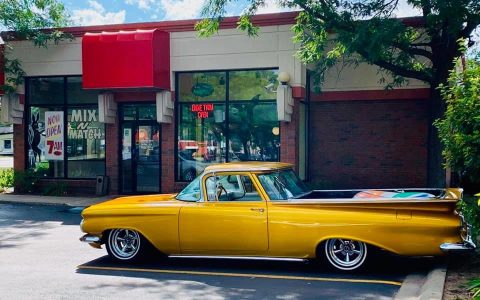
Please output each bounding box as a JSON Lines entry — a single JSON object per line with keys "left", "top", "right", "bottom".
{"left": 309, "top": 99, "right": 428, "bottom": 189}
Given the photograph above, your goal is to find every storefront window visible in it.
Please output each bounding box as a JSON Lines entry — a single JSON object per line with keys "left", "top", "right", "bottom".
{"left": 28, "top": 77, "right": 64, "bottom": 105}
{"left": 176, "top": 69, "right": 280, "bottom": 181}
{"left": 229, "top": 70, "right": 278, "bottom": 101}
{"left": 229, "top": 103, "right": 279, "bottom": 161}
{"left": 26, "top": 76, "right": 104, "bottom": 179}
{"left": 178, "top": 72, "right": 226, "bottom": 102}
{"left": 28, "top": 106, "right": 64, "bottom": 177}
{"left": 67, "top": 108, "right": 105, "bottom": 178}
{"left": 178, "top": 103, "right": 226, "bottom": 181}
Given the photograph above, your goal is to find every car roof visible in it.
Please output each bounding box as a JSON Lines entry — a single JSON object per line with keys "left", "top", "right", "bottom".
{"left": 203, "top": 161, "right": 293, "bottom": 173}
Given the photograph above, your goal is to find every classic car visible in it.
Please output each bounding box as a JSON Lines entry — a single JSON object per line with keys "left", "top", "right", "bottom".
{"left": 80, "top": 162, "right": 476, "bottom": 271}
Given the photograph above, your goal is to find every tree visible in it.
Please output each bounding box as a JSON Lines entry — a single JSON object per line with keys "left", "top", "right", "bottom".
{"left": 434, "top": 52, "right": 480, "bottom": 190}
{"left": 0, "top": 0, "right": 70, "bottom": 93}
{"left": 196, "top": 0, "right": 480, "bottom": 187}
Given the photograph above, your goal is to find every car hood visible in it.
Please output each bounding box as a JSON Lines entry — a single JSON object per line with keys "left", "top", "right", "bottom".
{"left": 84, "top": 193, "right": 179, "bottom": 211}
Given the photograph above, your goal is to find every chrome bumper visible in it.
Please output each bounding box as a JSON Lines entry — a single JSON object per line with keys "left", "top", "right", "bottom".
{"left": 79, "top": 234, "right": 102, "bottom": 243}
{"left": 440, "top": 214, "right": 477, "bottom": 254}
{"left": 440, "top": 241, "right": 476, "bottom": 253}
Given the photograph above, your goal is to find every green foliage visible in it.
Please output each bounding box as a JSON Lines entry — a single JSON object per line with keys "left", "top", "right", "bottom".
{"left": 457, "top": 195, "right": 480, "bottom": 243}
{"left": 42, "top": 181, "right": 67, "bottom": 196}
{"left": 0, "top": 0, "right": 70, "bottom": 93}
{"left": 196, "top": 0, "right": 479, "bottom": 91}
{"left": 434, "top": 54, "right": 480, "bottom": 186}
{"left": 0, "top": 168, "right": 14, "bottom": 192}
{"left": 13, "top": 170, "right": 39, "bottom": 194}
{"left": 469, "top": 278, "right": 480, "bottom": 299}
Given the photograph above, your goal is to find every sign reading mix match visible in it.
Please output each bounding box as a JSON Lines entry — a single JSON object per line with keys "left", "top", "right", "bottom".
{"left": 69, "top": 109, "right": 103, "bottom": 140}
{"left": 45, "top": 111, "right": 64, "bottom": 160}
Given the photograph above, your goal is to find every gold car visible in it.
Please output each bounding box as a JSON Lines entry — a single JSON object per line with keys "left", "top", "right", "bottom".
{"left": 80, "top": 162, "right": 475, "bottom": 271}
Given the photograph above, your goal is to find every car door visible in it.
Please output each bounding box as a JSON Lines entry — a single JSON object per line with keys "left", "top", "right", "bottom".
{"left": 178, "top": 172, "right": 268, "bottom": 255}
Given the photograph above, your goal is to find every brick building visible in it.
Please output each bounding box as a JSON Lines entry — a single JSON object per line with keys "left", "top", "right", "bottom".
{"left": 2, "top": 12, "right": 431, "bottom": 195}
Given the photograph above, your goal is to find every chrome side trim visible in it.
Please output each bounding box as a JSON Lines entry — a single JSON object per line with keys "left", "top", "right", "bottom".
{"left": 80, "top": 234, "right": 102, "bottom": 243}
{"left": 169, "top": 255, "right": 307, "bottom": 262}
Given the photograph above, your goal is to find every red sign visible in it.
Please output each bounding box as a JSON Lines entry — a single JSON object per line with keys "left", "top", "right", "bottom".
{"left": 191, "top": 104, "right": 214, "bottom": 119}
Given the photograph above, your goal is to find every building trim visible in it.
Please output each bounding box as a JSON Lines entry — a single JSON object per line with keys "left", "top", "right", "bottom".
{"left": 2, "top": 12, "right": 425, "bottom": 39}
{"left": 292, "top": 86, "right": 306, "bottom": 99}
{"left": 310, "top": 88, "right": 431, "bottom": 102}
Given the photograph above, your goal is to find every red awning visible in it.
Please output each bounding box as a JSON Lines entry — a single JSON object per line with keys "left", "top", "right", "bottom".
{"left": 82, "top": 29, "right": 170, "bottom": 90}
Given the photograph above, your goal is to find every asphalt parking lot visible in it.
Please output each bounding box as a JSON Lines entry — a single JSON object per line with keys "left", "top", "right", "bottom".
{"left": 0, "top": 203, "right": 440, "bottom": 299}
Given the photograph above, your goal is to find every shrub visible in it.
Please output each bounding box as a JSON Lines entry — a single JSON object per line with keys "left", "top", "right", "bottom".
{"left": 0, "top": 168, "right": 14, "bottom": 192}
{"left": 13, "top": 170, "right": 39, "bottom": 194}
{"left": 458, "top": 195, "right": 480, "bottom": 243}
{"left": 42, "top": 182, "right": 68, "bottom": 196}
{"left": 434, "top": 54, "right": 480, "bottom": 190}
{"left": 468, "top": 278, "right": 480, "bottom": 299}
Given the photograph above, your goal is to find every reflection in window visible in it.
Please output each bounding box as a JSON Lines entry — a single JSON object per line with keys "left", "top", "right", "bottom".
{"left": 229, "top": 70, "right": 278, "bottom": 101}
{"left": 28, "top": 77, "right": 64, "bottom": 105}
{"left": 229, "top": 103, "right": 279, "bottom": 162}
{"left": 67, "top": 108, "right": 105, "bottom": 178}
{"left": 176, "top": 176, "right": 202, "bottom": 202}
{"left": 178, "top": 103, "right": 226, "bottom": 181}
{"left": 176, "top": 69, "right": 280, "bottom": 182}
{"left": 67, "top": 77, "right": 99, "bottom": 104}
{"left": 178, "top": 72, "right": 226, "bottom": 102}
{"left": 258, "top": 170, "right": 310, "bottom": 200}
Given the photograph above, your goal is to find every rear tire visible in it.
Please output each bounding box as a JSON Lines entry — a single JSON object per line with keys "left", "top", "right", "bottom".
{"left": 323, "top": 238, "right": 368, "bottom": 271}
{"left": 106, "top": 229, "right": 146, "bottom": 261}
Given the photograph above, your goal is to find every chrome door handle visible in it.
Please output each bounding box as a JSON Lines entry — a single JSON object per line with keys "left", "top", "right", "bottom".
{"left": 250, "top": 208, "right": 265, "bottom": 213}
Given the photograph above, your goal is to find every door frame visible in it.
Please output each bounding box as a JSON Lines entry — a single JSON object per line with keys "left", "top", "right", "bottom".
{"left": 119, "top": 104, "right": 161, "bottom": 194}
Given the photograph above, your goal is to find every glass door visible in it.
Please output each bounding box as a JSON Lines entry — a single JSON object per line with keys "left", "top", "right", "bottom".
{"left": 120, "top": 104, "right": 160, "bottom": 194}
{"left": 135, "top": 124, "right": 160, "bottom": 192}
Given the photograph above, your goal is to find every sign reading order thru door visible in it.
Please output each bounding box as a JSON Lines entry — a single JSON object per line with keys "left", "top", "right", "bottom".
{"left": 45, "top": 111, "right": 64, "bottom": 160}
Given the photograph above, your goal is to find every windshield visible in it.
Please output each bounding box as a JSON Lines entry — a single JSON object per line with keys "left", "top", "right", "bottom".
{"left": 176, "top": 175, "right": 202, "bottom": 202}
{"left": 258, "top": 169, "right": 311, "bottom": 200}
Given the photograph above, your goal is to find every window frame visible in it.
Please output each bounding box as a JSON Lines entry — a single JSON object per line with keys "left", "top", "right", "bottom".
{"left": 25, "top": 75, "right": 106, "bottom": 179}
{"left": 175, "top": 68, "right": 280, "bottom": 182}
{"left": 202, "top": 172, "right": 265, "bottom": 203}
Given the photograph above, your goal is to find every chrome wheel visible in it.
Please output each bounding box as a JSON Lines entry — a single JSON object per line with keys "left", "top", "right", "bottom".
{"left": 107, "top": 229, "right": 141, "bottom": 260}
{"left": 324, "top": 239, "right": 367, "bottom": 271}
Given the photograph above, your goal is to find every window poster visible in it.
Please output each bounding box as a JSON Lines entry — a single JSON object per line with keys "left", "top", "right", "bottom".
{"left": 44, "top": 111, "right": 64, "bottom": 160}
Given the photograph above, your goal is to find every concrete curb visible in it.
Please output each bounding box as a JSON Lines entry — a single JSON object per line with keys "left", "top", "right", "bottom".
{"left": 395, "top": 264, "right": 447, "bottom": 300}
{"left": 0, "top": 194, "right": 116, "bottom": 208}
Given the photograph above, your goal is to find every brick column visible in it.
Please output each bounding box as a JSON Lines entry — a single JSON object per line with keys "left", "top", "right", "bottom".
{"left": 105, "top": 118, "right": 119, "bottom": 194}
{"left": 279, "top": 87, "right": 304, "bottom": 172}
{"left": 13, "top": 122, "right": 25, "bottom": 171}
{"left": 161, "top": 112, "right": 175, "bottom": 193}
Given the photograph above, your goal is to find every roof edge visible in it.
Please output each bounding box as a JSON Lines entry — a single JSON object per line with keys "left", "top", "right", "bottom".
{"left": 2, "top": 12, "right": 425, "bottom": 40}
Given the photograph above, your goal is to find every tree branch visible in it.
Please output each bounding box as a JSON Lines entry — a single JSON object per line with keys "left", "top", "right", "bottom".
{"left": 392, "top": 42, "right": 433, "bottom": 60}
{"left": 357, "top": 49, "right": 432, "bottom": 83}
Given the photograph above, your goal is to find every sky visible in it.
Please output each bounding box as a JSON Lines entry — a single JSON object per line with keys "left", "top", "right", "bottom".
{"left": 65, "top": 0, "right": 422, "bottom": 26}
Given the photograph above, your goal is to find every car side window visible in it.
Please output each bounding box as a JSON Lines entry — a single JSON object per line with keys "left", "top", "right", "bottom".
{"left": 205, "top": 174, "right": 262, "bottom": 202}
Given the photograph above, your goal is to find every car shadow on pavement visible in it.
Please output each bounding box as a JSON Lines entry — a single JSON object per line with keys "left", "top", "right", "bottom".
{"left": 76, "top": 255, "right": 410, "bottom": 300}
{"left": 77, "top": 251, "right": 444, "bottom": 282}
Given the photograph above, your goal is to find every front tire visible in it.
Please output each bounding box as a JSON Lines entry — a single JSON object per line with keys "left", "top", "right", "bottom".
{"left": 106, "top": 229, "right": 144, "bottom": 261}
{"left": 324, "top": 238, "right": 368, "bottom": 271}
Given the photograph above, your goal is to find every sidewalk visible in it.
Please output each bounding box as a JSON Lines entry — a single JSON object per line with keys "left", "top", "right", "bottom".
{"left": 0, "top": 193, "right": 116, "bottom": 207}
